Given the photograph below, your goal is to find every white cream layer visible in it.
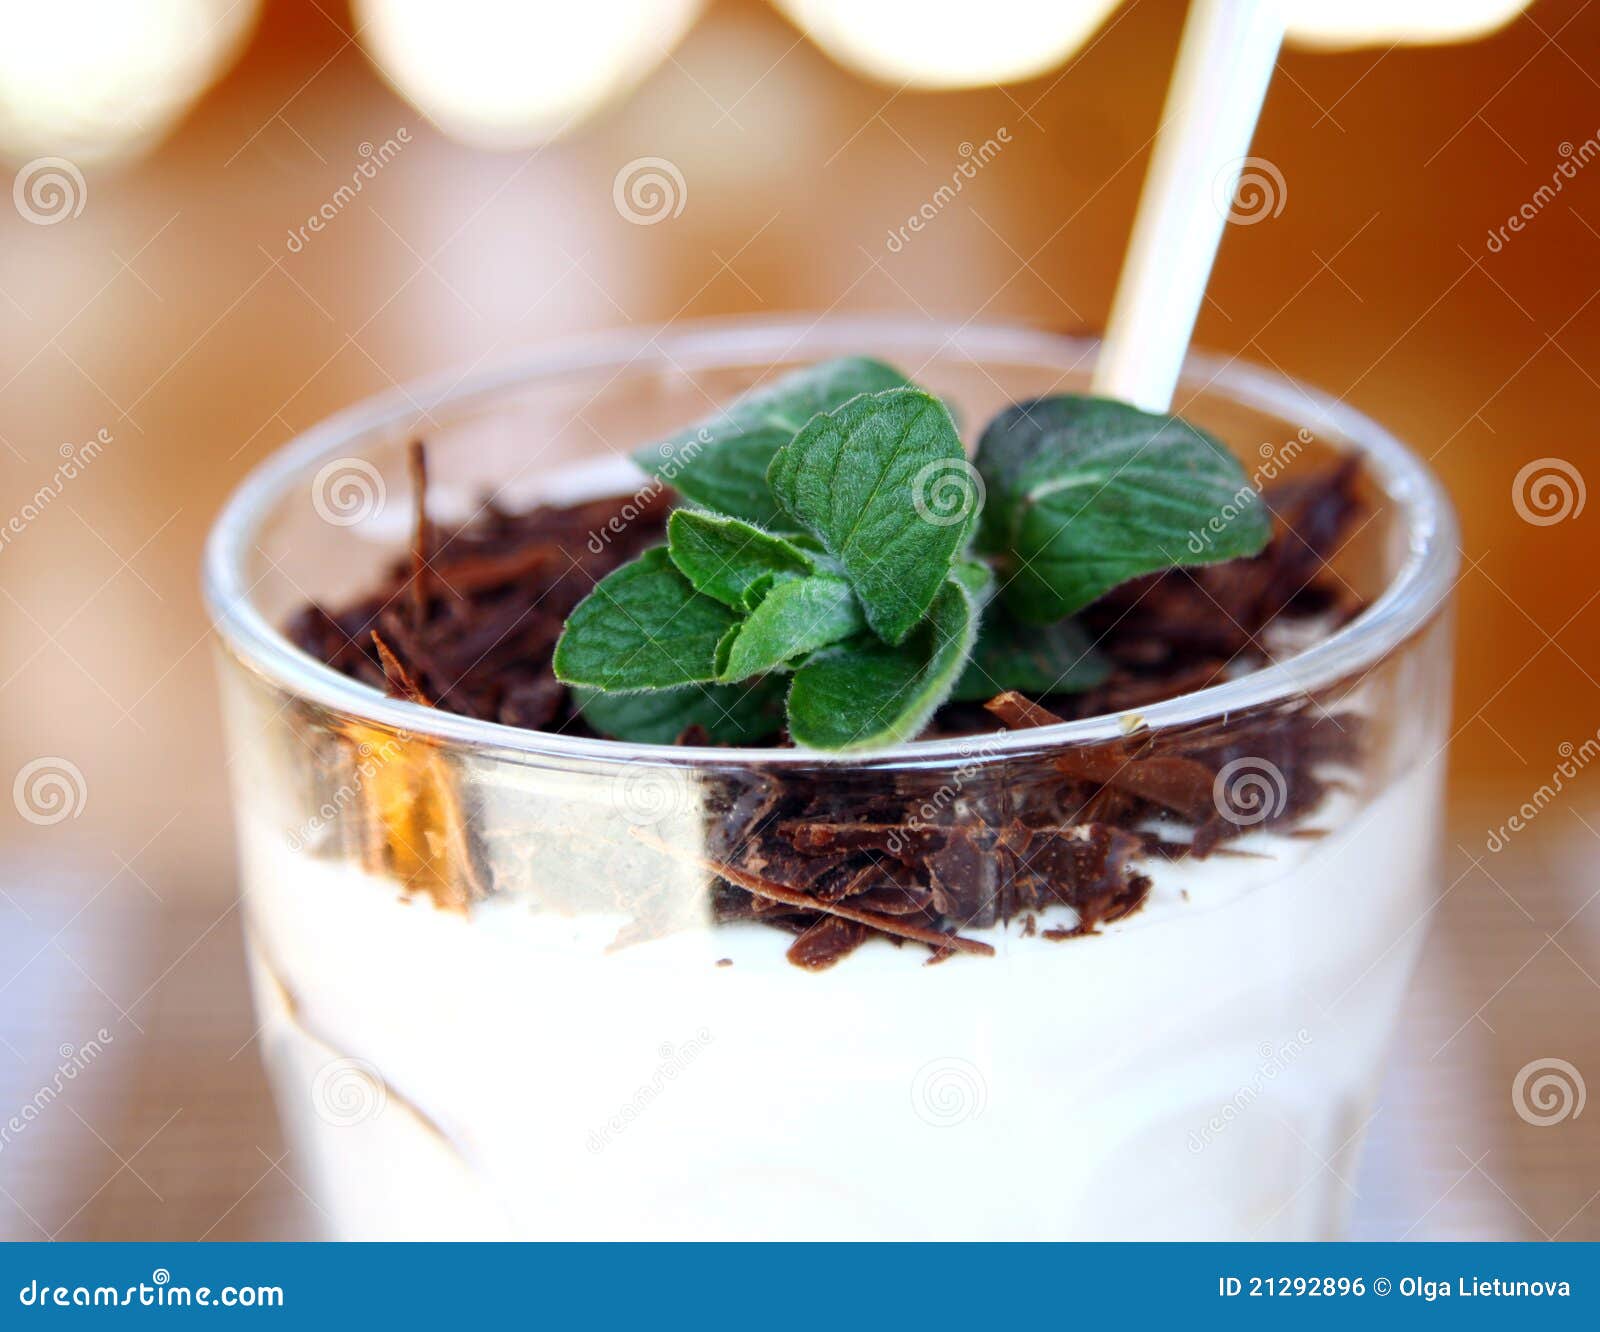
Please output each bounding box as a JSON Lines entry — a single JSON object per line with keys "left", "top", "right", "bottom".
{"left": 242, "top": 759, "right": 1442, "bottom": 1240}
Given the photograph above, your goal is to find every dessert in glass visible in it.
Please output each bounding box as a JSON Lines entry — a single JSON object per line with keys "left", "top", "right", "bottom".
{"left": 204, "top": 317, "right": 1456, "bottom": 1240}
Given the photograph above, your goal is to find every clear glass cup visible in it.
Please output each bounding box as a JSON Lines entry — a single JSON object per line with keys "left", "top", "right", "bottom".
{"left": 204, "top": 317, "right": 1457, "bottom": 1240}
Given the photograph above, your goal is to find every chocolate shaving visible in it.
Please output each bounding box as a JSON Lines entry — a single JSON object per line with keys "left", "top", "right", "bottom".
{"left": 372, "top": 630, "right": 430, "bottom": 705}
{"left": 288, "top": 440, "right": 1373, "bottom": 967}
{"left": 407, "top": 438, "right": 431, "bottom": 628}
{"left": 984, "top": 691, "right": 1063, "bottom": 731}
{"left": 354, "top": 629, "right": 487, "bottom": 912}
{"left": 986, "top": 692, "right": 1216, "bottom": 821}
{"left": 632, "top": 829, "right": 995, "bottom": 959}
{"left": 786, "top": 917, "right": 872, "bottom": 971}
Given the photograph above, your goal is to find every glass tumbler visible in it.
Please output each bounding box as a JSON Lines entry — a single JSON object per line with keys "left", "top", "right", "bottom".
{"left": 204, "top": 317, "right": 1457, "bottom": 1240}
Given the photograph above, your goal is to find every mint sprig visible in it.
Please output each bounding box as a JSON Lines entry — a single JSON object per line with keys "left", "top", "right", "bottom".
{"left": 573, "top": 679, "right": 786, "bottom": 745}
{"left": 788, "top": 576, "right": 977, "bottom": 750}
{"left": 717, "top": 574, "right": 864, "bottom": 682}
{"left": 952, "top": 608, "right": 1109, "bottom": 702}
{"left": 665, "top": 509, "right": 815, "bottom": 611}
{"left": 975, "top": 395, "right": 1271, "bottom": 622}
{"left": 550, "top": 547, "right": 735, "bottom": 692}
{"left": 768, "top": 387, "right": 973, "bottom": 645}
{"left": 636, "top": 357, "right": 909, "bottom": 528}
{"left": 556, "top": 361, "right": 1271, "bottom": 750}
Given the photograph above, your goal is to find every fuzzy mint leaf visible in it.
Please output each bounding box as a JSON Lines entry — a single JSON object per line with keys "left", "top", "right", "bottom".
{"left": 768, "top": 388, "right": 976, "bottom": 646}
{"left": 975, "top": 395, "right": 1272, "bottom": 623}
{"left": 950, "top": 556, "right": 995, "bottom": 604}
{"left": 666, "top": 509, "right": 815, "bottom": 611}
{"left": 552, "top": 547, "right": 737, "bottom": 692}
{"left": 952, "top": 611, "right": 1109, "bottom": 702}
{"left": 717, "top": 574, "right": 864, "bottom": 682}
{"left": 635, "top": 358, "right": 910, "bottom": 527}
{"left": 573, "top": 679, "right": 786, "bottom": 745}
{"left": 786, "top": 576, "right": 977, "bottom": 751}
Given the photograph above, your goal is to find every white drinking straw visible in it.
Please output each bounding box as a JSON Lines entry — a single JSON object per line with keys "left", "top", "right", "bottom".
{"left": 1094, "top": 0, "right": 1286, "bottom": 413}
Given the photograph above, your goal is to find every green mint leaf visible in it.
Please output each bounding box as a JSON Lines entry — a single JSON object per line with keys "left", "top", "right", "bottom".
{"left": 635, "top": 357, "right": 910, "bottom": 526}
{"left": 552, "top": 547, "right": 738, "bottom": 691}
{"left": 717, "top": 574, "right": 864, "bottom": 682}
{"left": 768, "top": 388, "right": 977, "bottom": 646}
{"left": 573, "top": 679, "right": 786, "bottom": 745}
{"left": 950, "top": 556, "right": 995, "bottom": 604}
{"left": 786, "top": 576, "right": 977, "bottom": 750}
{"left": 952, "top": 610, "right": 1110, "bottom": 702}
{"left": 975, "top": 395, "right": 1272, "bottom": 622}
{"left": 666, "top": 509, "right": 815, "bottom": 611}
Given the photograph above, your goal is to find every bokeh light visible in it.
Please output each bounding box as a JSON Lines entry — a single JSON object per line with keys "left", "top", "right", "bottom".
{"left": 0, "top": 0, "right": 257, "bottom": 165}
{"left": 354, "top": 0, "right": 706, "bottom": 148}
{"left": 1285, "top": 0, "right": 1535, "bottom": 49}
{"left": 771, "top": 0, "right": 1121, "bottom": 90}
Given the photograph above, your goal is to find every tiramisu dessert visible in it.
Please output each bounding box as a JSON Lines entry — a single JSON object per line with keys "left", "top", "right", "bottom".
{"left": 208, "top": 326, "right": 1454, "bottom": 1239}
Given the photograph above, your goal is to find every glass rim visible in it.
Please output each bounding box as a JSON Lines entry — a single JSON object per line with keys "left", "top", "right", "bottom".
{"left": 202, "top": 314, "right": 1460, "bottom": 771}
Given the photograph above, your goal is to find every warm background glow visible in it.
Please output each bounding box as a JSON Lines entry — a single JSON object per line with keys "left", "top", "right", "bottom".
{"left": 0, "top": 0, "right": 1592, "bottom": 1242}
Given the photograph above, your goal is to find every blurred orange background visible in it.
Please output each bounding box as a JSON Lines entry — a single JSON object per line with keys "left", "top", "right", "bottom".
{"left": 1, "top": 0, "right": 1596, "bottom": 1239}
